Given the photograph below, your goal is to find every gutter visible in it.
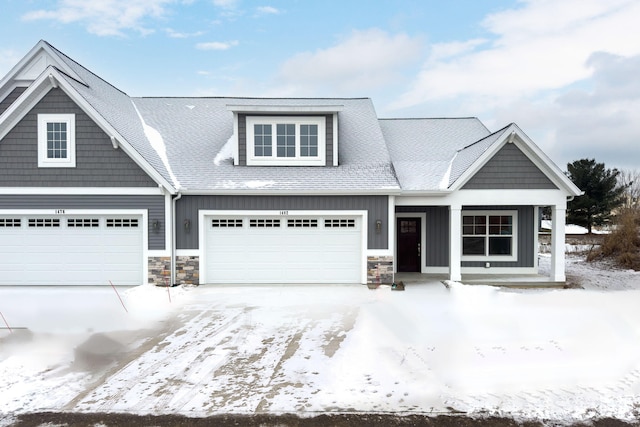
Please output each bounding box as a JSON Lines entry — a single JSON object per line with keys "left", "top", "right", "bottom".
{"left": 171, "top": 192, "right": 182, "bottom": 286}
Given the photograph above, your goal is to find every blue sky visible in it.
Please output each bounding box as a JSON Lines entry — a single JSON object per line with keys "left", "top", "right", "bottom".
{"left": 1, "top": 0, "right": 640, "bottom": 172}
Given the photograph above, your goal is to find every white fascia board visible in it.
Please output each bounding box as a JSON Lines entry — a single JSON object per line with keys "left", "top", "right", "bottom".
{"left": 0, "top": 70, "right": 55, "bottom": 140}
{"left": 0, "top": 41, "right": 83, "bottom": 99}
{"left": 508, "top": 124, "right": 582, "bottom": 196}
{"left": 178, "top": 188, "right": 402, "bottom": 196}
{"left": 396, "top": 189, "right": 569, "bottom": 207}
{"left": 226, "top": 104, "right": 344, "bottom": 113}
{"left": 0, "top": 67, "right": 176, "bottom": 194}
{"left": 0, "top": 187, "right": 165, "bottom": 195}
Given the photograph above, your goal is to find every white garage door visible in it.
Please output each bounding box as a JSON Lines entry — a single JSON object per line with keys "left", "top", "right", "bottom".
{"left": 0, "top": 214, "right": 143, "bottom": 286}
{"left": 204, "top": 215, "right": 363, "bottom": 284}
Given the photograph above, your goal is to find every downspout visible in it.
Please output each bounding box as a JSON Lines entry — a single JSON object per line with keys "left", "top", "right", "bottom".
{"left": 171, "top": 192, "right": 182, "bottom": 286}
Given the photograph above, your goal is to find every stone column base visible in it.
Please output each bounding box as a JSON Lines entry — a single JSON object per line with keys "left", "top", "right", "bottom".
{"left": 148, "top": 257, "right": 171, "bottom": 286}
{"left": 367, "top": 256, "right": 394, "bottom": 285}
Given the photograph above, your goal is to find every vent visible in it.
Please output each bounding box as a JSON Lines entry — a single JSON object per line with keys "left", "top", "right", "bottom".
{"left": 106, "top": 218, "right": 139, "bottom": 228}
{"left": 0, "top": 218, "right": 21, "bottom": 227}
{"left": 28, "top": 218, "right": 60, "bottom": 228}
{"left": 287, "top": 219, "right": 318, "bottom": 228}
{"left": 212, "top": 219, "right": 243, "bottom": 228}
{"left": 324, "top": 219, "right": 355, "bottom": 228}
{"left": 249, "top": 219, "right": 280, "bottom": 228}
{"left": 68, "top": 218, "right": 99, "bottom": 228}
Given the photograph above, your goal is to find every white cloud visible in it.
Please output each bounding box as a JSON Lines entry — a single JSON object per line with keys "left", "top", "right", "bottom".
{"left": 271, "top": 28, "right": 422, "bottom": 96}
{"left": 165, "top": 28, "right": 204, "bottom": 38}
{"left": 21, "top": 0, "right": 174, "bottom": 36}
{"left": 256, "top": 6, "right": 280, "bottom": 15}
{"left": 212, "top": 0, "right": 238, "bottom": 8}
{"left": 392, "top": 0, "right": 640, "bottom": 109}
{"left": 0, "top": 49, "right": 21, "bottom": 77}
{"left": 196, "top": 40, "right": 239, "bottom": 50}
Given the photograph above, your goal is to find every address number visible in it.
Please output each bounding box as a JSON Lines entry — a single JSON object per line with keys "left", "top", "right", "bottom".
{"left": 55, "top": 209, "right": 66, "bottom": 214}
{"left": 280, "top": 210, "right": 289, "bottom": 215}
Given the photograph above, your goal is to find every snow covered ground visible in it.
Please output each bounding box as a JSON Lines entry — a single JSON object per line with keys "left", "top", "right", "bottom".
{"left": 1, "top": 253, "right": 640, "bottom": 426}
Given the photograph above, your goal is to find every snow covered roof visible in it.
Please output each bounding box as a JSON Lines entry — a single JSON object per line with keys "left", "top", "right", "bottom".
{"left": 379, "top": 118, "right": 491, "bottom": 191}
{"left": 0, "top": 41, "right": 580, "bottom": 196}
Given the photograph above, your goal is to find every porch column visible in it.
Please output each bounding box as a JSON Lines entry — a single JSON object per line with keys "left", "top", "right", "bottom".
{"left": 550, "top": 205, "right": 566, "bottom": 282}
{"left": 449, "top": 205, "right": 462, "bottom": 281}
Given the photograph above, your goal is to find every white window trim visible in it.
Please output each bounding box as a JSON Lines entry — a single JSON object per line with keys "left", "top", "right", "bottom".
{"left": 461, "top": 210, "right": 518, "bottom": 262}
{"left": 246, "top": 116, "right": 326, "bottom": 166}
{"left": 37, "top": 113, "right": 76, "bottom": 168}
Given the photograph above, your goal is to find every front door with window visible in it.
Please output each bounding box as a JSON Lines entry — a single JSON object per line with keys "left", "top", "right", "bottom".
{"left": 397, "top": 218, "right": 421, "bottom": 272}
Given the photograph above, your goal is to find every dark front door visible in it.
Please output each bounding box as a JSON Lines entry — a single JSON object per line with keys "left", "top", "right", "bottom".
{"left": 397, "top": 218, "right": 421, "bottom": 272}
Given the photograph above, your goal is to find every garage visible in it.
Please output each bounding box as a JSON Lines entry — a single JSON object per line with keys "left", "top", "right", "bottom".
{"left": 203, "top": 213, "right": 364, "bottom": 284}
{"left": 0, "top": 213, "right": 144, "bottom": 286}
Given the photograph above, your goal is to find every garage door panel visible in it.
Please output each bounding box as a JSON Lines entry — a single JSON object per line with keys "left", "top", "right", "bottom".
{"left": 0, "top": 214, "right": 143, "bottom": 286}
{"left": 205, "top": 214, "right": 362, "bottom": 284}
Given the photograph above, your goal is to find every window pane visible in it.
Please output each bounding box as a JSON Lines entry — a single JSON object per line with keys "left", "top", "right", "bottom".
{"left": 300, "top": 124, "right": 318, "bottom": 157}
{"left": 463, "top": 237, "right": 485, "bottom": 255}
{"left": 489, "top": 237, "right": 512, "bottom": 255}
{"left": 462, "top": 225, "right": 474, "bottom": 235}
{"left": 276, "top": 123, "right": 295, "bottom": 157}
{"left": 46, "top": 121, "right": 68, "bottom": 159}
{"left": 474, "top": 225, "right": 486, "bottom": 234}
{"left": 254, "top": 124, "right": 271, "bottom": 157}
{"left": 462, "top": 216, "right": 474, "bottom": 225}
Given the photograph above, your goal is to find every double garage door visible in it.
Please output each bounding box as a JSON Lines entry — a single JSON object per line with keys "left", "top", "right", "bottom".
{"left": 0, "top": 214, "right": 143, "bottom": 286}
{"left": 204, "top": 214, "right": 363, "bottom": 284}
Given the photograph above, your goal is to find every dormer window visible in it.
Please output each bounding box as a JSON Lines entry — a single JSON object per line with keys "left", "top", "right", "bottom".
{"left": 246, "top": 116, "right": 325, "bottom": 166}
{"left": 37, "top": 113, "right": 76, "bottom": 168}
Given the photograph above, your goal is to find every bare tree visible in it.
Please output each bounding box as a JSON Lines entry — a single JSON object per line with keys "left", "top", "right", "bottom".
{"left": 618, "top": 169, "right": 640, "bottom": 208}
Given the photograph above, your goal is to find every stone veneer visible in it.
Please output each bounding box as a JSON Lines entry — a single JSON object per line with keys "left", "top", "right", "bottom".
{"left": 367, "top": 256, "right": 393, "bottom": 285}
{"left": 148, "top": 256, "right": 171, "bottom": 286}
{"left": 176, "top": 256, "right": 199, "bottom": 285}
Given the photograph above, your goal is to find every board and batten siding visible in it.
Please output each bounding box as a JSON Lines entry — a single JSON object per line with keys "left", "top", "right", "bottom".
{"left": 237, "top": 114, "right": 334, "bottom": 166}
{"left": 0, "top": 86, "right": 28, "bottom": 116}
{"left": 396, "top": 206, "right": 449, "bottom": 267}
{"left": 176, "top": 195, "right": 389, "bottom": 250}
{"left": 0, "top": 88, "right": 157, "bottom": 187}
{"left": 462, "top": 144, "right": 558, "bottom": 190}
{"left": 396, "top": 205, "right": 535, "bottom": 268}
{"left": 0, "top": 195, "right": 165, "bottom": 250}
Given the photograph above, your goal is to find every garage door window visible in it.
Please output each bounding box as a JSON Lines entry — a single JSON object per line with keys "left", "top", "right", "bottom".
{"left": 287, "top": 219, "right": 318, "bottom": 228}
{"left": 68, "top": 218, "right": 99, "bottom": 228}
{"left": 211, "top": 219, "right": 243, "bottom": 227}
{"left": 249, "top": 219, "right": 280, "bottom": 228}
{"left": 28, "top": 218, "right": 60, "bottom": 228}
{"left": 325, "top": 219, "right": 356, "bottom": 228}
{"left": 0, "top": 219, "right": 21, "bottom": 227}
{"left": 106, "top": 218, "right": 139, "bottom": 228}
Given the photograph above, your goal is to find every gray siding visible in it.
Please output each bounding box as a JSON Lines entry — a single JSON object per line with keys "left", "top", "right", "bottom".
{"left": 396, "top": 206, "right": 449, "bottom": 267}
{"left": 462, "top": 144, "right": 558, "bottom": 189}
{"left": 0, "top": 86, "right": 27, "bottom": 116}
{"left": 396, "top": 205, "right": 535, "bottom": 268}
{"left": 176, "top": 195, "right": 388, "bottom": 250}
{"left": 0, "top": 88, "right": 157, "bottom": 187}
{"left": 461, "top": 205, "right": 535, "bottom": 268}
{"left": 0, "top": 195, "right": 165, "bottom": 250}
{"left": 238, "top": 114, "right": 334, "bottom": 166}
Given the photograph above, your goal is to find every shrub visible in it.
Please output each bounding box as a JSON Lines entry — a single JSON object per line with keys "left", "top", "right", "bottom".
{"left": 587, "top": 207, "right": 640, "bottom": 270}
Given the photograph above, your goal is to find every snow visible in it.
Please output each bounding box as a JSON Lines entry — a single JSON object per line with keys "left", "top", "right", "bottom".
{"left": 2, "top": 259, "right": 640, "bottom": 425}
{"left": 213, "top": 135, "right": 235, "bottom": 166}
{"left": 541, "top": 220, "right": 609, "bottom": 235}
{"left": 132, "top": 101, "right": 181, "bottom": 189}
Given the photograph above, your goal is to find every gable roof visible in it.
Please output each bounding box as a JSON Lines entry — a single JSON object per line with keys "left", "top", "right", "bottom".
{"left": 0, "top": 41, "right": 581, "bottom": 198}
{"left": 0, "top": 41, "right": 176, "bottom": 192}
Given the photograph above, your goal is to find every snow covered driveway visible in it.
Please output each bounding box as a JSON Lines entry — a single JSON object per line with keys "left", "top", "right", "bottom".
{"left": 2, "top": 274, "right": 640, "bottom": 424}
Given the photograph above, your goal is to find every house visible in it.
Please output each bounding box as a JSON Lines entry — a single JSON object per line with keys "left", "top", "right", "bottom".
{"left": 0, "top": 41, "right": 581, "bottom": 287}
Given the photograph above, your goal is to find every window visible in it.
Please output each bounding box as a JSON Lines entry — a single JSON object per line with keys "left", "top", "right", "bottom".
{"left": 325, "top": 219, "right": 356, "bottom": 228}
{"left": 211, "top": 219, "right": 243, "bottom": 228}
{"left": 37, "top": 114, "right": 76, "bottom": 168}
{"left": 249, "top": 219, "right": 280, "bottom": 228}
{"left": 106, "top": 218, "right": 139, "bottom": 228}
{"left": 246, "top": 116, "right": 326, "bottom": 166}
{"left": 462, "top": 211, "right": 517, "bottom": 261}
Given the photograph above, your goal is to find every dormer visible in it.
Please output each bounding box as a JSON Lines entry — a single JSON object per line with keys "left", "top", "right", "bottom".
{"left": 227, "top": 104, "right": 342, "bottom": 166}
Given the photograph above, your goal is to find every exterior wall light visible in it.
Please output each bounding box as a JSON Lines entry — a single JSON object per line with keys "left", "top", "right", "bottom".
{"left": 152, "top": 219, "right": 159, "bottom": 231}
{"left": 184, "top": 218, "right": 191, "bottom": 231}
{"left": 375, "top": 220, "right": 382, "bottom": 233}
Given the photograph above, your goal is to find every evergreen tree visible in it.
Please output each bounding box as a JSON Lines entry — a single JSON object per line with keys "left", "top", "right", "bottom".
{"left": 566, "top": 158, "right": 628, "bottom": 233}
